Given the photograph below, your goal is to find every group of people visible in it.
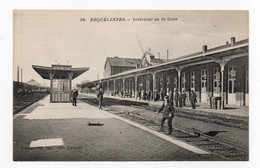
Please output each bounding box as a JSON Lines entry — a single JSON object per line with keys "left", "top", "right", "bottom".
{"left": 71, "top": 87, "right": 197, "bottom": 135}
{"left": 112, "top": 88, "right": 197, "bottom": 110}
{"left": 174, "top": 90, "right": 197, "bottom": 109}
{"left": 136, "top": 90, "right": 153, "bottom": 101}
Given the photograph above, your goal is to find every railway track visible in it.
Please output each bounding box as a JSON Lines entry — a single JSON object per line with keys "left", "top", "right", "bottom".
{"left": 13, "top": 93, "right": 49, "bottom": 115}
{"left": 80, "top": 97, "right": 248, "bottom": 161}
{"left": 114, "top": 110, "right": 248, "bottom": 160}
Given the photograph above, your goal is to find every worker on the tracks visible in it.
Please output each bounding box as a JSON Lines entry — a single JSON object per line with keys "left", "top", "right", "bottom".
{"left": 71, "top": 89, "right": 79, "bottom": 106}
{"left": 156, "top": 95, "right": 175, "bottom": 135}
{"left": 97, "top": 88, "right": 104, "bottom": 110}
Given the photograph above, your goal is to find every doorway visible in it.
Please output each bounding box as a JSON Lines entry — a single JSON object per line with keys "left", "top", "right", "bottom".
{"left": 228, "top": 66, "right": 236, "bottom": 105}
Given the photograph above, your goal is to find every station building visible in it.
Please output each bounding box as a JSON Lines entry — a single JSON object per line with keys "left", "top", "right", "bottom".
{"left": 85, "top": 37, "right": 249, "bottom": 109}
{"left": 103, "top": 57, "right": 141, "bottom": 77}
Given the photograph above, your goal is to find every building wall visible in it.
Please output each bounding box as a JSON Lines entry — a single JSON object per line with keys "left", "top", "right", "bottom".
{"left": 99, "top": 47, "right": 248, "bottom": 107}
{"left": 112, "top": 67, "right": 136, "bottom": 76}
{"left": 104, "top": 63, "right": 136, "bottom": 78}
{"left": 104, "top": 62, "right": 112, "bottom": 78}
{"left": 225, "top": 57, "right": 248, "bottom": 106}
{"left": 163, "top": 57, "right": 248, "bottom": 106}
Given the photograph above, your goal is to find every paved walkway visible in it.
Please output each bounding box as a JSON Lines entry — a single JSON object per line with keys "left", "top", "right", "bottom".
{"left": 85, "top": 93, "right": 248, "bottom": 118}
{"left": 13, "top": 95, "right": 221, "bottom": 161}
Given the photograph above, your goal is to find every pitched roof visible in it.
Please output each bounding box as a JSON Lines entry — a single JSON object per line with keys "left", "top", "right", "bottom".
{"left": 32, "top": 65, "right": 89, "bottom": 80}
{"left": 105, "top": 57, "right": 141, "bottom": 68}
{"left": 141, "top": 51, "right": 169, "bottom": 66}
{"left": 26, "top": 79, "right": 41, "bottom": 86}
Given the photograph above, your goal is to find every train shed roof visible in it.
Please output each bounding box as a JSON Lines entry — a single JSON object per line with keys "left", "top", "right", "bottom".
{"left": 32, "top": 64, "right": 89, "bottom": 80}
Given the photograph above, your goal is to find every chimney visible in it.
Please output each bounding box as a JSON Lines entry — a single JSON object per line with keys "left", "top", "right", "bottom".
{"left": 226, "top": 41, "right": 229, "bottom": 45}
{"left": 202, "top": 45, "right": 207, "bottom": 53}
{"left": 158, "top": 52, "right": 160, "bottom": 59}
{"left": 167, "top": 50, "right": 169, "bottom": 61}
{"left": 17, "top": 66, "right": 19, "bottom": 82}
{"left": 231, "top": 37, "right": 235, "bottom": 46}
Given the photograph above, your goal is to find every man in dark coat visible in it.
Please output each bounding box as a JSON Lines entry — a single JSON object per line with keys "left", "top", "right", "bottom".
{"left": 71, "top": 89, "right": 79, "bottom": 106}
{"left": 97, "top": 88, "right": 104, "bottom": 110}
{"left": 181, "top": 91, "right": 187, "bottom": 107}
{"left": 190, "top": 90, "right": 197, "bottom": 109}
{"left": 156, "top": 96, "right": 175, "bottom": 135}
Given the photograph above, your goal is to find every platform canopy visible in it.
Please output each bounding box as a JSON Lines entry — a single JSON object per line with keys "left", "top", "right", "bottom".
{"left": 32, "top": 65, "right": 89, "bottom": 80}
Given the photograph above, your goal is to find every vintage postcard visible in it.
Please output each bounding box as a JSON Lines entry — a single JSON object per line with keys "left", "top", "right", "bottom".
{"left": 13, "top": 10, "right": 249, "bottom": 162}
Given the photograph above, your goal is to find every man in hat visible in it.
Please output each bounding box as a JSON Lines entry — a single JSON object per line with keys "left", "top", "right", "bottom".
{"left": 156, "top": 95, "right": 175, "bottom": 135}
{"left": 190, "top": 90, "right": 197, "bottom": 109}
{"left": 97, "top": 88, "right": 104, "bottom": 110}
{"left": 71, "top": 89, "right": 79, "bottom": 106}
{"left": 181, "top": 90, "right": 187, "bottom": 107}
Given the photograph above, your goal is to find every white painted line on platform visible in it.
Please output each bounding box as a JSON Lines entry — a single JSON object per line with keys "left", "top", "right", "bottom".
{"left": 103, "top": 109, "right": 210, "bottom": 155}
{"left": 29, "top": 138, "right": 64, "bottom": 148}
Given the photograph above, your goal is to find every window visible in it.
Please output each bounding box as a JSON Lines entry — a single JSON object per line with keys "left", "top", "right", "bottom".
{"left": 190, "top": 71, "right": 195, "bottom": 90}
{"left": 228, "top": 67, "right": 236, "bottom": 79}
{"left": 213, "top": 68, "right": 220, "bottom": 92}
{"left": 228, "top": 66, "right": 237, "bottom": 94}
{"left": 52, "top": 79, "right": 70, "bottom": 92}
{"left": 201, "top": 69, "right": 207, "bottom": 92}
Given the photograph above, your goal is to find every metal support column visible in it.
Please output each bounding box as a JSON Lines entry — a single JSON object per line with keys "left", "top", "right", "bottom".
{"left": 211, "top": 57, "right": 230, "bottom": 110}
{"left": 135, "top": 76, "right": 138, "bottom": 98}
{"left": 122, "top": 78, "right": 125, "bottom": 92}
{"left": 113, "top": 79, "right": 116, "bottom": 93}
{"left": 152, "top": 72, "right": 156, "bottom": 101}
{"left": 68, "top": 72, "right": 73, "bottom": 102}
{"left": 219, "top": 60, "right": 229, "bottom": 110}
{"left": 176, "top": 67, "right": 183, "bottom": 95}
{"left": 48, "top": 71, "right": 56, "bottom": 103}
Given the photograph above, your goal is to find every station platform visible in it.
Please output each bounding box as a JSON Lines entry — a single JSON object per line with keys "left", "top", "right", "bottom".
{"left": 83, "top": 93, "right": 249, "bottom": 118}
{"left": 13, "top": 95, "right": 222, "bottom": 161}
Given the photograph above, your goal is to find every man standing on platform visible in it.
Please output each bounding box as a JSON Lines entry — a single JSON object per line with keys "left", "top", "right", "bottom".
{"left": 181, "top": 90, "right": 187, "bottom": 107}
{"left": 71, "top": 89, "right": 79, "bottom": 106}
{"left": 190, "top": 90, "right": 197, "bottom": 109}
{"left": 97, "top": 88, "right": 104, "bottom": 110}
{"left": 156, "top": 96, "right": 175, "bottom": 135}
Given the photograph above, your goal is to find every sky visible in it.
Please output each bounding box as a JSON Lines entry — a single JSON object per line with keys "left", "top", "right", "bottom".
{"left": 13, "top": 10, "right": 248, "bottom": 87}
